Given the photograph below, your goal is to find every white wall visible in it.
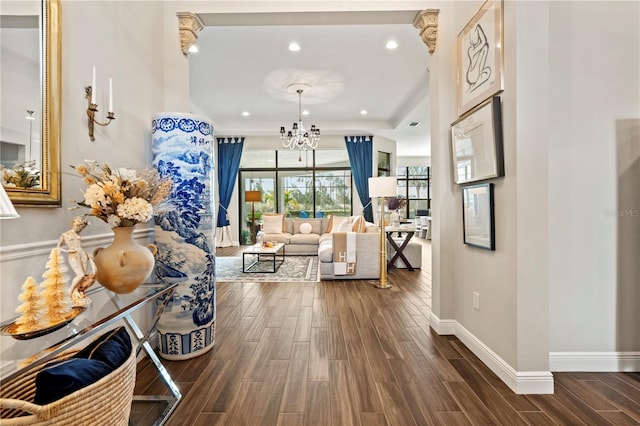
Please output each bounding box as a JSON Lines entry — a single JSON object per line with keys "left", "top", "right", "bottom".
{"left": 430, "top": 0, "right": 639, "bottom": 390}
{"left": 398, "top": 155, "right": 430, "bottom": 167}
{"left": 0, "top": 0, "right": 168, "bottom": 350}
{"left": 547, "top": 1, "right": 640, "bottom": 369}
{"left": 430, "top": 0, "right": 522, "bottom": 369}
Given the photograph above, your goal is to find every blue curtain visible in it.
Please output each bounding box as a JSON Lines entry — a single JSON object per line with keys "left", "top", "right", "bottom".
{"left": 216, "top": 137, "right": 244, "bottom": 227}
{"left": 344, "top": 136, "right": 373, "bottom": 222}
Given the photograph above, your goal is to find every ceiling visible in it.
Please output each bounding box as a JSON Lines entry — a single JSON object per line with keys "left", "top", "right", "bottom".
{"left": 189, "top": 11, "right": 431, "bottom": 157}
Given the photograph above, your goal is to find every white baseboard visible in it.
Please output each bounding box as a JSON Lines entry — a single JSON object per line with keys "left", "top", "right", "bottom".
{"left": 430, "top": 313, "right": 554, "bottom": 394}
{"left": 549, "top": 352, "right": 640, "bottom": 372}
{"left": 429, "top": 312, "right": 456, "bottom": 335}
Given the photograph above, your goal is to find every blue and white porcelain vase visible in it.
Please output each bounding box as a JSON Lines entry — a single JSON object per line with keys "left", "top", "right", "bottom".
{"left": 152, "top": 112, "right": 216, "bottom": 360}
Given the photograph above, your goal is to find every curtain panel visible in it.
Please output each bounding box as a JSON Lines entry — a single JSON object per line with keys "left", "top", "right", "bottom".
{"left": 344, "top": 135, "right": 374, "bottom": 222}
{"left": 216, "top": 137, "right": 244, "bottom": 247}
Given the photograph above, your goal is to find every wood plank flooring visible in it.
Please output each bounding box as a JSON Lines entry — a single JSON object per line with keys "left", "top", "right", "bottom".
{"left": 132, "top": 239, "right": 640, "bottom": 425}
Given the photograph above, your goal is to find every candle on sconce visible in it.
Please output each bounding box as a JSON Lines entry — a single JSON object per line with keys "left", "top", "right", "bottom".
{"left": 91, "top": 66, "right": 96, "bottom": 104}
{"left": 109, "top": 78, "right": 113, "bottom": 112}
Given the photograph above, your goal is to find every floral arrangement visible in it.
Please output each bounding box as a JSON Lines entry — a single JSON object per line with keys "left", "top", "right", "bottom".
{"left": 385, "top": 195, "right": 406, "bottom": 211}
{"left": 72, "top": 160, "right": 172, "bottom": 227}
{"left": 1, "top": 161, "right": 40, "bottom": 188}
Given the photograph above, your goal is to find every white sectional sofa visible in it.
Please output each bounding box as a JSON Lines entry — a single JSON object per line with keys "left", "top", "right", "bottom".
{"left": 260, "top": 215, "right": 380, "bottom": 280}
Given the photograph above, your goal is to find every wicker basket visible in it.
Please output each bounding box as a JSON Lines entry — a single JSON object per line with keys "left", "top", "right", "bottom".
{"left": 0, "top": 348, "right": 136, "bottom": 426}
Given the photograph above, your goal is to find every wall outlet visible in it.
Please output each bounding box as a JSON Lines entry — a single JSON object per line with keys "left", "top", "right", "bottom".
{"left": 473, "top": 292, "right": 480, "bottom": 310}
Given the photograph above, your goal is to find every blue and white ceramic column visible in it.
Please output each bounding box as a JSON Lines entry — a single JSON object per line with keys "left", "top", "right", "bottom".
{"left": 151, "top": 112, "right": 216, "bottom": 360}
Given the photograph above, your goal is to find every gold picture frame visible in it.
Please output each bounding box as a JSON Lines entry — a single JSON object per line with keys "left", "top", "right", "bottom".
{"left": 457, "top": 0, "right": 503, "bottom": 116}
{"left": 2, "top": 0, "right": 61, "bottom": 206}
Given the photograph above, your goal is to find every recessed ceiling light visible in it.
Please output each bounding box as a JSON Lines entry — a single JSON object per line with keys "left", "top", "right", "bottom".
{"left": 385, "top": 40, "right": 398, "bottom": 50}
{"left": 302, "top": 110, "right": 310, "bottom": 116}
{"left": 242, "top": 111, "right": 250, "bottom": 117}
{"left": 360, "top": 110, "right": 368, "bottom": 115}
{"left": 188, "top": 44, "right": 199, "bottom": 53}
{"left": 288, "top": 42, "right": 301, "bottom": 52}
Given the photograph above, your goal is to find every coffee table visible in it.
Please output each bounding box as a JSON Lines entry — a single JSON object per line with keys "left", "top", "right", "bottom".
{"left": 242, "top": 242, "right": 285, "bottom": 273}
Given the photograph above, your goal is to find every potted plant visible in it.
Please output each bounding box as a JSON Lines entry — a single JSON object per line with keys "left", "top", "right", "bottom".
{"left": 385, "top": 196, "right": 406, "bottom": 226}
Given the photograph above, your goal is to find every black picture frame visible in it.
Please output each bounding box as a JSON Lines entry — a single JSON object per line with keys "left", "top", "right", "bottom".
{"left": 462, "top": 183, "right": 495, "bottom": 250}
{"left": 451, "top": 96, "right": 504, "bottom": 185}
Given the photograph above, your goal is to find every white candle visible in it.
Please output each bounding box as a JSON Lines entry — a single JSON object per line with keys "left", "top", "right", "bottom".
{"left": 91, "top": 66, "right": 96, "bottom": 104}
{"left": 109, "top": 78, "right": 113, "bottom": 112}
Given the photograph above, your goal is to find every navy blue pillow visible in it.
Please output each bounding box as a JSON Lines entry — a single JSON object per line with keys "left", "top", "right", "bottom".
{"left": 74, "top": 326, "right": 132, "bottom": 369}
{"left": 33, "top": 327, "right": 132, "bottom": 405}
{"left": 34, "top": 358, "right": 112, "bottom": 405}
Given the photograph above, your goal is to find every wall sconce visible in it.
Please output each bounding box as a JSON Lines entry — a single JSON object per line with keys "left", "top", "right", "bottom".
{"left": 85, "top": 66, "right": 115, "bottom": 141}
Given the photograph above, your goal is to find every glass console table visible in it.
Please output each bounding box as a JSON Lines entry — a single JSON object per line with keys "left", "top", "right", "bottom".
{"left": 0, "top": 282, "right": 181, "bottom": 426}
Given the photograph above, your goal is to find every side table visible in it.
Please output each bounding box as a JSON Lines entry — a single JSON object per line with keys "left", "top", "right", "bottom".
{"left": 0, "top": 282, "right": 181, "bottom": 426}
{"left": 385, "top": 225, "right": 417, "bottom": 272}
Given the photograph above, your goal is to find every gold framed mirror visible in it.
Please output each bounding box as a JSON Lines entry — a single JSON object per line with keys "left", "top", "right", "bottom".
{"left": 0, "top": 0, "right": 61, "bottom": 206}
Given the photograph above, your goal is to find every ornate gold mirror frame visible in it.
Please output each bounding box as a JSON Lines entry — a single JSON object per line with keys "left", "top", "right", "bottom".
{"left": 4, "top": 0, "right": 61, "bottom": 206}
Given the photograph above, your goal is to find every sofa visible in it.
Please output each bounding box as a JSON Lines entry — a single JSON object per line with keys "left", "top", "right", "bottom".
{"left": 260, "top": 215, "right": 380, "bottom": 280}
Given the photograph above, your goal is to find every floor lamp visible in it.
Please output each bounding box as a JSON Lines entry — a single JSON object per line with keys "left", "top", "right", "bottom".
{"left": 245, "top": 190, "right": 262, "bottom": 244}
{"left": 368, "top": 176, "right": 397, "bottom": 289}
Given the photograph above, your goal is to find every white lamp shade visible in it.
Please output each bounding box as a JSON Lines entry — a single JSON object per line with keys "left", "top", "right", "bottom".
{"left": 368, "top": 176, "right": 397, "bottom": 198}
{"left": 0, "top": 185, "right": 20, "bottom": 219}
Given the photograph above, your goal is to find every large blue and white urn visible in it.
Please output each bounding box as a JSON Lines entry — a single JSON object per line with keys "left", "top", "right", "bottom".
{"left": 152, "top": 112, "right": 216, "bottom": 360}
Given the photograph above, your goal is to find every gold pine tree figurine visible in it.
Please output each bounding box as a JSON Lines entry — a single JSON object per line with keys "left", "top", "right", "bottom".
{"left": 14, "top": 276, "right": 42, "bottom": 333}
{"left": 39, "top": 248, "right": 72, "bottom": 325}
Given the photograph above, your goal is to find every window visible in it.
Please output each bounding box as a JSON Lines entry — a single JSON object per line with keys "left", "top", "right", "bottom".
{"left": 240, "top": 172, "right": 276, "bottom": 244}
{"left": 238, "top": 150, "right": 353, "bottom": 243}
{"left": 396, "top": 166, "right": 431, "bottom": 218}
{"left": 281, "top": 170, "right": 313, "bottom": 217}
{"left": 315, "top": 170, "right": 352, "bottom": 218}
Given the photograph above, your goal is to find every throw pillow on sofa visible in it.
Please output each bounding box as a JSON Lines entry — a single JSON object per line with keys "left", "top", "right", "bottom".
{"left": 351, "top": 215, "right": 366, "bottom": 233}
{"left": 328, "top": 215, "right": 351, "bottom": 233}
{"left": 263, "top": 214, "right": 285, "bottom": 234}
{"left": 293, "top": 218, "right": 321, "bottom": 234}
{"left": 336, "top": 218, "right": 352, "bottom": 232}
{"left": 299, "top": 223, "right": 312, "bottom": 234}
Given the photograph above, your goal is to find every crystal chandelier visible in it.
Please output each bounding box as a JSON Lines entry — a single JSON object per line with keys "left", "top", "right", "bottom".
{"left": 280, "top": 88, "right": 320, "bottom": 160}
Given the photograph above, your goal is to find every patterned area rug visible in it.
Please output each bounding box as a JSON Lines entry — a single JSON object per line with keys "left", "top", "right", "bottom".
{"left": 215, "top": 255, "right": 319, "bottom": 282}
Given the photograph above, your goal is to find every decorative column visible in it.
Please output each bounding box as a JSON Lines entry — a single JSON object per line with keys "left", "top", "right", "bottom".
{"left": 413, "top": 9, "right": 439, "bottom": 54}
{"left": 152, "top": 113, "right": 216, "bottom": 360}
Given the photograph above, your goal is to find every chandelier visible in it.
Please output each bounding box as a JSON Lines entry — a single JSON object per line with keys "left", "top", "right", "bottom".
{"left": 280, "top": 88, "right": 320, "bottom": 160}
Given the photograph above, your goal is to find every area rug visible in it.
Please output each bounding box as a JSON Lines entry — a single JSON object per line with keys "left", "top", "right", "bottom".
{"left": 215, "top": 255, "right": 319, "bottom": 282}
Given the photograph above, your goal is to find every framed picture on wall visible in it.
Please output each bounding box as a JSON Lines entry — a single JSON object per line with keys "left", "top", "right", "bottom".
{"left": 462, "top": 183, "right": 495, "bottom": 250}
{"left": 457, "top": 0, "right": 504, "bottom": 116}
{"left": 451, "top": 96, "right": 504, "bottom": 185}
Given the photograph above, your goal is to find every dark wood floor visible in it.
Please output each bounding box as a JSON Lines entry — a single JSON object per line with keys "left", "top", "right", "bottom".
{"left": 132, "top": 239, "right": 640, "bottom": 425}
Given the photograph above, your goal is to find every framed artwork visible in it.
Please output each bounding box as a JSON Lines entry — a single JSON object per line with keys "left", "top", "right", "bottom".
{"left": 462, "top": 183, "right": 495, "bottom": 250}
{"left": 457, "top": 0, "right": 504, "bottom": 116}
{"left": 451, "top": 96, "right": 504, "bottom": 185}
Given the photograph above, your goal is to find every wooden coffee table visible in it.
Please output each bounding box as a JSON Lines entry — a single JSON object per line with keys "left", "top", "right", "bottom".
{"left": 242, "top": 243, "right": 285, "bottom": 273}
